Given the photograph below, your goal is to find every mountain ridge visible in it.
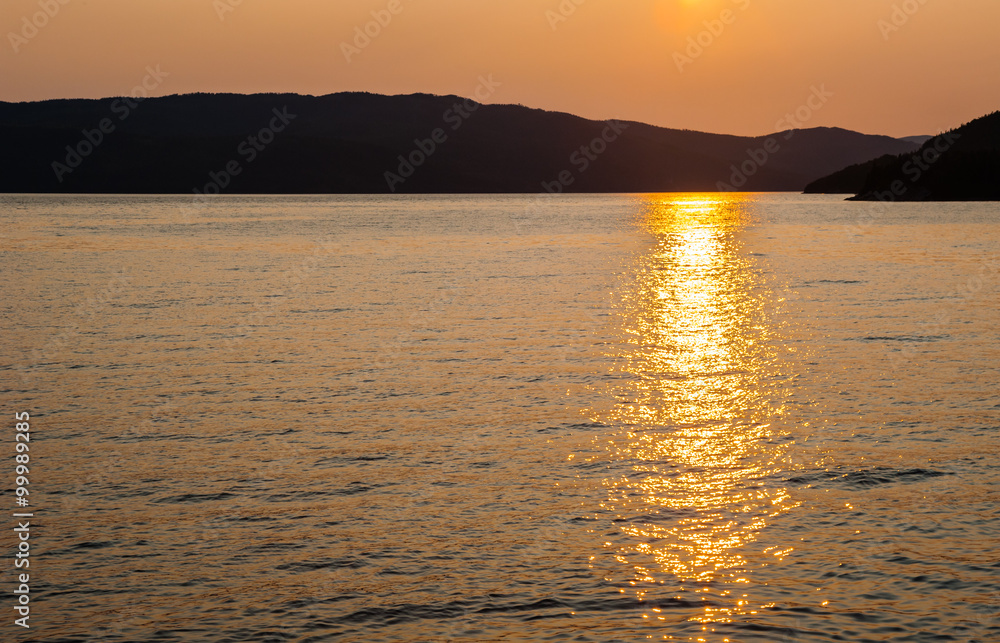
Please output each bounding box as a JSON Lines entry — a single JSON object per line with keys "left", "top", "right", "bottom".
{"left": 0, "top": 92, "right": 920, "bottom": 194}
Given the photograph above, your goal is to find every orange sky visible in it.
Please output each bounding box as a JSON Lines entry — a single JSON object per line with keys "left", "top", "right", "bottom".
{"left": 3, "top": 0, "right": 998, "bottom": 137}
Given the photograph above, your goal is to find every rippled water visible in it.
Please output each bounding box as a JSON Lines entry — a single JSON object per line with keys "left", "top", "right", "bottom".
{"left": 1, "top": 193, "right": 998, "bottom": 642}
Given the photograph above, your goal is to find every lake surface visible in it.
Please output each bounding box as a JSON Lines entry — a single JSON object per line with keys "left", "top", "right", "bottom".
{"left": 1, "top": 193, "right": 998, "bottom": 642}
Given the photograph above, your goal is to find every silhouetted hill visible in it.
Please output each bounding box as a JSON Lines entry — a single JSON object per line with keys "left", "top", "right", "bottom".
{"left": 0, "top": 92, "right": 920, "bottom": 194}
{"left": 899, "top": 135, "right": 933, "bottom": 146}
{"left": 803, "top": 154, "right": 901, "bottom": 194}
{"left": 805, "top": 111, "right": 1000, "bottom": 200}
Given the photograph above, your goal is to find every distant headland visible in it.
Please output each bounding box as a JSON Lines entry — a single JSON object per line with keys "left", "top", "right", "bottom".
{"left": 805, "top": 110, "right": 1000, "bottom": 201}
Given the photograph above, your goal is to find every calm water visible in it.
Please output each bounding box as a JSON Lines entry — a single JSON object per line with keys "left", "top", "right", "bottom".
{"left": 1, "top": 193, "right": 998, "bottom": 642}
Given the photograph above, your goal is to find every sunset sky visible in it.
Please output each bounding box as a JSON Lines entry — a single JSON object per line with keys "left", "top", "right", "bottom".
{"left": 3, "top": 0, "right": 999, "bottom": 137}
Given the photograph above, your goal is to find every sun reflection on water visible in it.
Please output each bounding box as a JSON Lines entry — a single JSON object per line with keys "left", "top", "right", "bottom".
{"left": 592, "top": 193, "right": 799, "bottom": 624}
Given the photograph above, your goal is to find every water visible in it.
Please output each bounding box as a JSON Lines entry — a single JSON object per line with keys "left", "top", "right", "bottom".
{"left": 1, "top": 193, "right": 998, "bottom": 642}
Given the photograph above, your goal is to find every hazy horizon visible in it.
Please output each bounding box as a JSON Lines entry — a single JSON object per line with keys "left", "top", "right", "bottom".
{"left": 3, "top": 0, "right": 998, "bottom": 138}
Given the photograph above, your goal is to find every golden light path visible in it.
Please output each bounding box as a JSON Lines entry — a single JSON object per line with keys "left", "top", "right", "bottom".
{"left": 591, "top": 193, "right": 799, "bottom": 627}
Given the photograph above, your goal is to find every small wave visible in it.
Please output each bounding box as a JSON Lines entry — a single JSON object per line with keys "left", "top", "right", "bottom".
{"left": 152, "top": 492, "right": 237, "bottom": 504}
{"left": 786, "top": 467, "right": 952, "bottom": 488}
{"left": 276, "top": 557, "right": 366, "bottom": 572}
{"left": 322, "top": 594, "right": 700, "bottom": 627}
{"left": 265, "top": 481, "right": 393, "bottom": 502}
{"left": 856, "top": 335, "right": 948, "bottom": 343}
{"left": 315, "top": 454, "right": 390, "bottom": 467}
{"left": 537, "top": 421, "right": 609, "bottom": 434}
{"left": 71, "top": 541, "right": 116, "bottom": 550}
